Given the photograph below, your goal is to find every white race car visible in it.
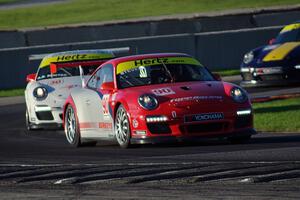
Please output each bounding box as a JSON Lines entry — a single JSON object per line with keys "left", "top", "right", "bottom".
{"left": 25, "top": 47, "right": 129, "bottom": 130}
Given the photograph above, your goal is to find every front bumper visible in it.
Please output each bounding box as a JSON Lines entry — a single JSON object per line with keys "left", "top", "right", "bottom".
{"left": 240, "top": 79, "right": 300, "bottom": 87}
{"left": 29, "top": 122, "right": 63, "bottom": 130}
{"left": 29, "top": 105, "right": 63, "bottom": 130}
{"left": 131, "top": 128, "right": 256, "bottom": 144}
{"left": 241, "top": 67, "right": 300, "bottom": 87}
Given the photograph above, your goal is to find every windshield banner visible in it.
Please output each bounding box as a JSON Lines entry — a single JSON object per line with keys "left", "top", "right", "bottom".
{"left": 117, "top": 57, "right": 201, "bottom": 75}
{"left": 40, "top": 53, "right": 114, "bottom": 68}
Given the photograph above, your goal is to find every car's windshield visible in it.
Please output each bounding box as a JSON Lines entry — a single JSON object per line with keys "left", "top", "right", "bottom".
{"left": 117, "top": 63, "right": 214, "bottom": 89}
{"left": 36, "top": 65, "right": 98, "bottom": 80}
{"left": 274, "top": 28, "right": 300, "bottom": 44}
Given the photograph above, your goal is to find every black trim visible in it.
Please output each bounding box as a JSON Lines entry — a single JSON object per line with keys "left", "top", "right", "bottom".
{"left": 130, "top": 128, "right": 256, "bottom": 144}
{"left": 29, "top": 122, "right": 63, "bottom": 130}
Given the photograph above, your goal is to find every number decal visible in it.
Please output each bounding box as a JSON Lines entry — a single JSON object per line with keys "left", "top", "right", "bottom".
{"left": 139, "top": 66, "right": 147, "bottom": 78}
{"left": 102, "top": 94, "right": 110, "bottom": 116}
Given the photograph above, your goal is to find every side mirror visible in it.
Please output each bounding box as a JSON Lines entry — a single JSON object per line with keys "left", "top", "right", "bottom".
{"left": 26, "top": 73, "right": 36, "bottom": 82}
{"left": 100, "top": 81, "right": 115, "bottom": 91}
{"left": 212, "top": 73, "right": 222, "bottom": 81}
{"left": 269, "top": 38, "right": 275, "bottom": 45}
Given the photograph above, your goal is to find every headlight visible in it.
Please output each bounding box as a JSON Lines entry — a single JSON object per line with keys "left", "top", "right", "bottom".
{"left": 230, "top": 87, "right": 248, "bottom": 103}
{"left": 243, "top": 51, "right": 254, "bottom": 64}
{"left": 138, "top": 94, "right": 158, "bottom": 110}
{"left": 33, "top": 87, "right": 48, "bottom": 100}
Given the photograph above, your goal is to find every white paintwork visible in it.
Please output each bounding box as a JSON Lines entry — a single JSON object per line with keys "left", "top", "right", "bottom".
{"left": 70, "top": 88, "right": 115, "bottom": 140}
{"left": 25, "top": 76, "right": 90, "bottom": 126}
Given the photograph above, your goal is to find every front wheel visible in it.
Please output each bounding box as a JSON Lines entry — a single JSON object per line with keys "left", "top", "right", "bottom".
{"left": 115, "top": 105, "right": 131, "bottom": 148}
{"left": 64, "top": 105, "right": 81, "bottom": 147}
{"left": 25, "top": 109, "right": 32, "bottom": 131}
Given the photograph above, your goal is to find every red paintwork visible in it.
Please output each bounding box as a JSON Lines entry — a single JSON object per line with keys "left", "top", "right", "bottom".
{"left": 66, "top": 53, "right": 254, "bottom": 140}
{"left": 26, "top": 73, "right": 36, "bottom": 82}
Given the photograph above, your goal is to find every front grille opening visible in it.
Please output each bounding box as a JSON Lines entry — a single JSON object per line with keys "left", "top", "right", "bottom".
{"left": 260, "top": 75, "right": 283, "bottom": 81}
{"left": 147, "top": 123, "right": 171, "bottom": 134}
{"left": 181, "top": 122, "right": 228, "bottom": 134}
{"left": 235, "top": 115, "right": 252, "bottom": 129}
{"left": 242, "top": 72, "right": 253, "bottom": 81}
{"left": 35, "top": 111, "right": 54, "bottom": 120}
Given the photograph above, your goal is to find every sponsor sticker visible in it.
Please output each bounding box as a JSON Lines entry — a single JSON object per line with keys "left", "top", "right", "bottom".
{"left": 102, "top": 94, "right": 110, "bottom": 117}
{"left": 99, "top": 122, "right": 112, "bottom": 129}
{"left": 139, "top": 66, "right": 148, "bottom": 78}
{"left": 132, "top": 119, "right": 139, "bottom": 128}
{"left": 152, "top": 87, "right": 175, "bottom": 96}
{"left": 170, "top": 96, "right": 223, "bottom": 103}
{"left": 49, "top": 79, "right": 64, "bottom": 85}
{"left": 184, "top": 112, "right": 224, "bottom": 123}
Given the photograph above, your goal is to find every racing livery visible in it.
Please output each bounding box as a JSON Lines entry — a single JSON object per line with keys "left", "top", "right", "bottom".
{"left": 241, "top": 21, "right": 300, "bottom": 86}
{"left": 63, "top": 53, "right": 255, "bottom": 148}
{"left": 25, "top": 47, "right": 129, "bottom": 130}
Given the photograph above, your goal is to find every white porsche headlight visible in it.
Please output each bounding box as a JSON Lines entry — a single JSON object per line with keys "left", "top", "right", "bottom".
{"left": 230, "top": 87, "right": 248, "bottom": 103}
{"left": 33, "top": 87, "right": 48, "bottom": 100}
{"left": 243, "top": 51, "right": 254, "bottom": 64}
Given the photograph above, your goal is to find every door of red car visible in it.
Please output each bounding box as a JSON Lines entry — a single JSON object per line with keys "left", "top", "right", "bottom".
{"left": 82, "top": 63, "right": 115, "bottom": 139}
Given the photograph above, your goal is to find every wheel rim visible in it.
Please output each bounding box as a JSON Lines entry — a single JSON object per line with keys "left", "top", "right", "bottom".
{"left": 65, "top": 107, "right": 76, "bottom": 144}
{"left": 115, "top": 107, "right": 129, "bottom": 145}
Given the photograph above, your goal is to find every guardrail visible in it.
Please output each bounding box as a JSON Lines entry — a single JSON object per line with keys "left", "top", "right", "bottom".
{"left": 0, "top": 26, "right": 281, "bottom": 89}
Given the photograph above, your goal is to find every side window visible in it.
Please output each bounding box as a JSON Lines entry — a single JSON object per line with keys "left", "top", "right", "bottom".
{"left": 87, "top": 64, "right": 113, "bottom": 89}
{"left": 97, "top": 64, "right": 113, "bottom": 89}
{"left": 87, "top": 69, "right": 101, "bottom": 89}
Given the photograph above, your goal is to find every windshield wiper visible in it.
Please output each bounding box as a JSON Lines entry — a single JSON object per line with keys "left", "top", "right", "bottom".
{"left": 161, "top": 62, "right": 174, "bottom": 83}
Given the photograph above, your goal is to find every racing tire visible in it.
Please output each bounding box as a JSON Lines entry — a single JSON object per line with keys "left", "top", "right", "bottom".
{"left": 64, "top": 104, "right": 82, "bottom": 147}
{"left": 115, "top": 105, "right": 131, "bottom": 148}
{"left": 228, "top": 135, "right": 251, "bottom": 144}
{"left": 26, "top": 110, "right": 32, "bottom": 131}
{"left": 25, "top": 109, "right": 38, "bottom": 131}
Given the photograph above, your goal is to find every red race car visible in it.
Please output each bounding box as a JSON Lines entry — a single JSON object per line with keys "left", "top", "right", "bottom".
{"left": 63, "top": 53, "right": 256, "bottom": 148}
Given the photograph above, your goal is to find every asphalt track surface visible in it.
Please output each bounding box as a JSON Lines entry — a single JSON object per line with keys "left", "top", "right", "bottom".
{"left": 0, "top": 86, "right": 300, "bottom": 199}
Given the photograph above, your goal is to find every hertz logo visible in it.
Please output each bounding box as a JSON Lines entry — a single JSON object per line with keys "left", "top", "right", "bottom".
{"left": 134, "top": 58, "right": 169, "bottom": 66}
{"left": 56, "top": 54, "right": 87, "bottom": 62}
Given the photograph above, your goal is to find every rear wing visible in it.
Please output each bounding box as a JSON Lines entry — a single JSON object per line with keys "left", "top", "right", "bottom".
{"left": 28, "top": 47, "right": 133, "bottom": 62}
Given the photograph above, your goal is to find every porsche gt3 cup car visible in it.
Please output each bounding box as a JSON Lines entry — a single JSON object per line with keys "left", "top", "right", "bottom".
{"left": 241, "top": 21, "right": 300, "bottom": 87}
{"left": 25, "top": 47, "right": 130, "bottom": 130}
{"left": 63, "top": 53, "right": 256, "bottom": 148}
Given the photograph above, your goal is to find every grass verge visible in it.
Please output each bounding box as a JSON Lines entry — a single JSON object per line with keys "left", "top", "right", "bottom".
{"left": 0, "top": 0, "right": 22, "bottom": 4}
{"left": 212, "top": 69, "right": 240, "bottom": 77}
{"left": 253, "top": 97, "right": 300, "bottom": 132}
{"left": 0, "top": 0, "right": 300, "bottom": 29}
{"left": 0, "top": 88, "right": 24, "bottom": 97}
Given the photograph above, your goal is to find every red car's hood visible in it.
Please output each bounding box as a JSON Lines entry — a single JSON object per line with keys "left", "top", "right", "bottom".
{"left": 122, "top": 81, "right": 230, "bottom": 108}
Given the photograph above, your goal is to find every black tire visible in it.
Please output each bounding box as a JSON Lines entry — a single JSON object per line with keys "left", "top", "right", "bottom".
{"left": 64, "top": 104, "right": 82, "bottom": 147}
{"left": 228, "top": 135, "right": 251, "bottom": 144}
{"left": 25, "top": 109, "right": 33, "bottom": 131}
{"left": 115, "top": 105, "right": 131, "bottom": 148}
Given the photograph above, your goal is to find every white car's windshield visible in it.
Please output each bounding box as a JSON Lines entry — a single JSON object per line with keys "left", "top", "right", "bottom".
{"left": 36, "top": 65, "right": 97, "bottom": 80}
